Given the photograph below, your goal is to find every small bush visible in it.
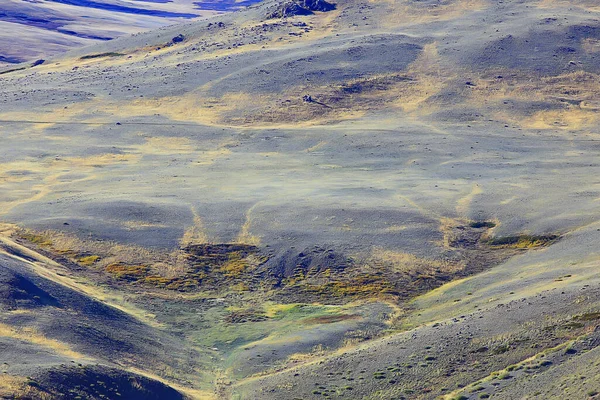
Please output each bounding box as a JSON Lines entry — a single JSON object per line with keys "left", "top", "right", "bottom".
{"left": 485, "top": 234, "right": 558, "bottom": 248}
{"left": 469, "top": 221, "right": 496, "bottom": 228}
{"left": 80, "top": 52, "right": 124, "bottom": 60}
{"left": 576, "top": 312, "right": 600, "bottom": 321}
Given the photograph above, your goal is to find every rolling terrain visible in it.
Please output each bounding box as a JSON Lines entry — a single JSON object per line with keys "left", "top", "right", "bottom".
{"left": 0, "top": 0, "right": 259, "bottom": 67}
{"left": 2, "top": 0, "right": 600, "bottom": 398}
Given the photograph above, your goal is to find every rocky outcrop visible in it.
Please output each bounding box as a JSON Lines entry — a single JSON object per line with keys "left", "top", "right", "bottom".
{"left": 267, "top": 0, "right": 336, "bottom": 19}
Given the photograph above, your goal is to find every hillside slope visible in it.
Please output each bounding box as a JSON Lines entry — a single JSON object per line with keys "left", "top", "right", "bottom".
{"left": 2, "top": 0, "right": 600, "bottom": 398}
{"left": 0, "top": 0, "right": 259, "bottom": 67}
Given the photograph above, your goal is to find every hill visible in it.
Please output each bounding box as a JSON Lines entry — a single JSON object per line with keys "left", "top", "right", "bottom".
{"left": 0, "top": 0, "right": 260, "bottom": 67}
{"left": 2, "top": 0, "right": 600, "bottom": 398}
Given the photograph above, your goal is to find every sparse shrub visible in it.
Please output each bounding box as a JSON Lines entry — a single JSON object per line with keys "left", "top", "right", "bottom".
{"left": 105, "top": 264, "right": 150, "bottom": 281}
{"left": 493, "top": 344, "right": 510, "bottom": 354}
{"left": 576, "top": 312, "right": 600, "bottom": 321}
{"left": 373, "top": 372, "right": 386, "bottom": 379}
{"left": 469, "top": 221, "right": 496, "bottom": 228}
{"left": 80, "top": 52, "right": 124, "bottom": 60}
{"left": 562, "top": 321, "right": 584, "bottom": 329}
{"left": 485, "top": 234, "right": 558, "bottom": 248}
{"left": 78, "top": 255, "right": 101, "bottom": 266}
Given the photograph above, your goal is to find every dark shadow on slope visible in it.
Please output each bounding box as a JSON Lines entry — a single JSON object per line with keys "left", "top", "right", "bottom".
{"left": 0, "top": 254, "right": 200, "bottom": 386}
{"left": 32, "top": 364, "right": 186, "bottom": 400}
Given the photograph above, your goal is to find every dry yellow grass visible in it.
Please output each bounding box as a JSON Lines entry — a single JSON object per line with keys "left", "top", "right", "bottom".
{"left": 456, "top": 183, "right": 483, "bottom": 216}
{"left": 236, "top": 203, "right": 262, "bottom": 246}
{"left": 0, "top": 376, "right": 27, "bottom": 393}
{"left": 396, "top": 65, "right": 447, "bottom": 114}
{"left": 367, "top": 246, "right": 460, "bottom": 275}
{"left": 521, "top": 108, "right": 598, "bottom": 130}
{"left": 582, "top": 38, "right": 600, "bottom": 53}
{"left": 19, "top": 228, "right": 195, "bottom": 282}
{"left": 462, "top": 70, "right": 600, "bottom": 130}
{"left": 537, "top": 0, "right": 600, "bottom": 12}
{"left": 0, "top": 376, "right": 52, "bottom": 399}
{"left": 0, "top": 323, "right": 84, "bottom": 359}
{"left": 0, "top": 146, "right": 141, "bottom": 219}
{"left": 180, "top": 208, "right": 211, "bottom": 247}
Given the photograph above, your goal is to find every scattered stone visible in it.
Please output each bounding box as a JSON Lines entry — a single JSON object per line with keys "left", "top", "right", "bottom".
{"left": 171, "top": 34, "right": 185, "bottom": 44}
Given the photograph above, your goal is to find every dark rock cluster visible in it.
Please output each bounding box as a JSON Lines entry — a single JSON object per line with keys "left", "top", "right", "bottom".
{"left": 267, "top": 0, "right": 336, "bottom": 19}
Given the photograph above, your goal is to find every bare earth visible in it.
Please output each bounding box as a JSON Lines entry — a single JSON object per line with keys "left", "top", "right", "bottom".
{"left": 2, "top": 0, "right": 600, "bottom": 399}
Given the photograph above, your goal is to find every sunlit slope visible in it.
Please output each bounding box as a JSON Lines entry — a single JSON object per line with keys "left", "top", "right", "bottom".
{"left": 0, "top": 0, "right": 240, "bottom": 67}
{"left": 1, "top": 0, "right": 600, "bottom": 398}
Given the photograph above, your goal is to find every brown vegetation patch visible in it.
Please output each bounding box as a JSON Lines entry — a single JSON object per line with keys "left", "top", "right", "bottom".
{"left": 574, "top": 312, "right": 600, "bottom": 321}
{"left": 224, "top": 309, "right": 269, "bottom": 324}
{"left": 484, "top": 234, "right": 559, "bottom": 249}
{"left": 303, "top": 314, "right": 359, "bottom": 325}
{"left": 11, "top": 225, "right": 559, "bottom": 307}
{"left": 105, "top": 263, "right": 150, "bottom": 281}
{"left": 79, "top": 52, "right": 125, "bottom": 60}
{"left": 275, "top": 223, "right": 560, "bottom": 305}
{"left": 228, "top": 74, "right": 415, "bottom": 126}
